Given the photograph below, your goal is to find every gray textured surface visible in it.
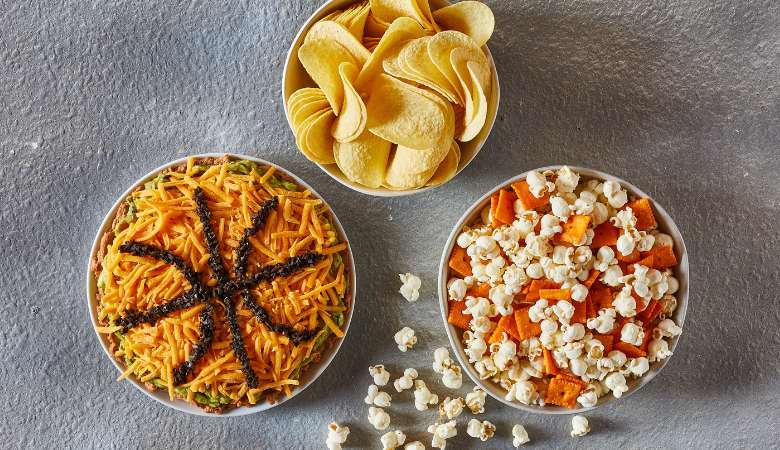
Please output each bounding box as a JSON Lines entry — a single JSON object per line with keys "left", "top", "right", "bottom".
{"left": 1, "top": 0, "right": 779, "bottom": 448}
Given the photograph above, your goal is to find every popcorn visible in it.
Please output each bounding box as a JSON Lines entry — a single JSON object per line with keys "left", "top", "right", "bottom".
{"left": 399, "top": 273, "right": 421, "bottom": 302}
{"left": 381, "top": 430, "right": 406, "bottom": 450}
{"left": 506, "top": 380, "right": 537, "bottom": 404}
{"left": 526, "top": 262, "right": 544, "bottom": 279}
{"left": 604, "top": 372, "right": 628, "bottom": 398}
{"left": 439, "top": 397, "right": 465, "bottom": 419}
{"left": 368, "top": 406, "right": 391, "bottom": 430}
{"left": 571, "top": 415, "right": 591, "bottom": 437}
{"left": 590, "top": 201, "right": 609, "bottom": 226}
{"left": 539, "top": 214, "right": 563, "bottom": 238}
{"left": 552, "top": 301, "right": 576, "bottom": 322}
{"left": 404, "top": 442, "right": 425, "bottom": 450}
{"left": 513, "top": 211, "right": 540, "bottom": 238}
{"left": 395, "top": 327, "right": 417, "bottom": 352}
{"left": 489, "top": 284, "right": 515, "bottom": 316}
{"left": 526, "top": 170, "right": 554, "bottom": 198}
{"left": 587, "top": 308, "right": 616, "bottom": 334}
{"left": 432, "top": 348, "right": 463, "bottom": 388}
{"left": 577, "top": 383, "right": 599, "bottom": 408}
{"left": 528, "top": 299, "right": 549, "bottom": 323}
{"left": 447, "top": 278, "right": 467, "bottom": 301}
{"left": 569, "top": 282, "right": 589, "bottom": 303}
{"left": 503, "top": 265, "right": 529, "bottom": 293}
{"left": 465, "top": 386, "right": 487, "bottom": 414}
{"left": 651, "top": 230, "right": 674, "bottom": 249}
{"left": 474, "top": 235, "right": 501, "bottom": 260}
{"left": 512, "top": 424, "right": 530, "bottom": 446}
{"left": 602, "top": 180, "right": 628, "bottom": 208}
{"left": 550, "top": 197, "right": 573, "bottom": 221}
{"left": 474, "top": 355, "right": 499, "bottom": 380}
{"left": 620, "top": 322, "right": 645, "bottom": 346}
{"left": 613, "top": 286, "right": 637, "bottom": 318}
{"left": 574, "top": 190, "right": 596, "bottom": 216}
{"left": 365, "top": 384, "right": 392, "bottom": 407}
{"left": 627, "top": 357, "right": 650, "bottom": 376}
{"left": 659, "top": 294, "right": 678, "bottom": 318}
{"left": 428, "top": 420, "right": 457, "bottom": 449}
{"left": 648, "top": 338, "right": 673, "bottom": 362}
{"left": 370, "top": 365, "right": 391, "bottom": 386}
{"left": 584, "top": 337, "right": 605, "bottom": 359}
{"left": 602, "top": 265, "right": 624, "bottom": 286}
{"left": 463, "top": 331, "right": 488, "bottom": 362}
{"left": 616, "top": 233, "right": 636, "bottom": 257}
{"left": 441, "top": 366, "right": 463, "bottom": 389}
{"left": 486, "top": 257, "right": 508, "bottom": 284}
{"left": 666, "top": 276, "right": 680, "bottom": 295}
{"left": 594, "top": 246, "right": 616, "bottom": 272}
{"left": 326, "top": 422, "right": 350, "bottom": 450}
{"left": 561, "top": 323, "right": 586, "bottom": 342}
{"left": 414, "top": 380, "right": 439, "bottom": 411}
{"left": 555, "top": 166, "right": 580, "bottom": 193}
{"left": 466, "top": 419, "right": 496, "bottom": 441}
{"left": 525, "top": 232, "right": 552, "bottom": 258}
{"left": 393, "top": 368, "right": 418, "bottom": 392}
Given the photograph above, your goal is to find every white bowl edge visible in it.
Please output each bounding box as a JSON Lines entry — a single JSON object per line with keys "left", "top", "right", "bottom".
{"left": 86, "top": 153, "right": 357, "bottom": 417}
{"left": 438, "top": 165, "right": 689, "bottom": 414}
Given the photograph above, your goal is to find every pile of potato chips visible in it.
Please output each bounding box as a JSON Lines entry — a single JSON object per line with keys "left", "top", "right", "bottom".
{"left": 287, "top": 0, "right": 495, "bottom": 190}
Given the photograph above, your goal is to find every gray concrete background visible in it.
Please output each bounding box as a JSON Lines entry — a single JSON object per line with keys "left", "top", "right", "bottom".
{"left": 1, "top": 0, "right": 778, "bottom": 448}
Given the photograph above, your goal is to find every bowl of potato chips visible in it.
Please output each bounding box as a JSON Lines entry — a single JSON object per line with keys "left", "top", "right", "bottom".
{"left": 283, "top": 0, "right": 500, "bottom": 196}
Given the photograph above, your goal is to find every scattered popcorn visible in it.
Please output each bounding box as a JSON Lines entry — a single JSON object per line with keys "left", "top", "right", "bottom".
{"left": 414, "top": 380, "right": 439, "bottom": 411}
{"left": 428, "top": 420, "right": 457, "bottom": 449}
{"left": 439, "top": 397, "right": 465, "bottom": 419}
{"left": 465, "top": 387, "right": 487, "bottom": 414}
{"left": 512, "top": 424, "right": 530, "bottom": 446}
{"left": 394, "top": 368, "right": 418, "bottom": 392}
{"left": 404, "top": 442, "right": 425, "bottom": 450}
{"left": 433, "top": 347, "right": 463, "bottom": 389}
{"left": 365, "top": 384, "right": 392, "bottom": 407}
{"left": 368, "top": 406, "right": 391, "bottom": 430}
{"left": 395, "top": 327, "right": 417, "bottom": 352}
{"left": 370, "top": 365, "right": 391, "bottom": 386}
{"left": 399, "top": 273, "right": 421, "bottom": 301}
{"left": 381, "top": 430, "right": 406, "bottom": 450}
{"left": 571, "top": 416, "right": 590, "bottom": 437}
{"left": 466, "top": 419, "right": 496, "bottom": 441}
{"left": 326, "top": 422, "right": 349, "bottom": 450}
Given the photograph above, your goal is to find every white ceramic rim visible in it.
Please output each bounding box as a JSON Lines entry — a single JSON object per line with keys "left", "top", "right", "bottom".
{"left": 281, "top": 0, "right": 501, "bottom": 197}
{"left": 438, "top": 166, "right": 689, "bottom": 414}
{"left": 86, "top": 153, "right": 357, "bottom": 417}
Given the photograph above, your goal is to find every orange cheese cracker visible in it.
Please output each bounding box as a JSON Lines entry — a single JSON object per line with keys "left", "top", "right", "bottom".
{"left": 490, "top": 194, "right": 501, "bottom": 228}
{"left": 466, "top": 283, "right": 491, "bottom": 299}
{"left": 582, "top": 269, "right": 600, "bottom": 289}
{"left": 592, "top": 334, "right": 614, "bottom": 354}
{"left": 525, "top": 280, "right": 562, "bottom": 303}
{"left": 570, "top": 298, "right": 587, "bottom": 324}
{"left": 627, "top": 255, "right": 654, "bottom": 274}
{"left": 545, "top": 377, "right": 581, "bottom": 408}
{"left": 639, "top": 324, "right": 657, "bottom": 353}
{"left": 511, "top": 180, "right": 549, "bottom": 211}
{"left": 614, "top": 244, "right": 641, "bottom": 263}
{"left": 489, "top": 314, "right": 521, "bottom": 343}
{"left": 447, "top": 300, "right": 472, "bottom": 330}
{"left": 590, "top": 286, "right": 614, "bottom": 312}
{"left": 495, "top": 189, "right": 518, "bottom": 225}
{"left": 613, "top": 341, "right": 647, "bottom": 358}
{"left": 554, "top": 214, "right": 591, "bottom": 245}
{"left": 515, "top": 306, "right": 542, "bottom": 340}
{"left": 622, "top": 198, "right": 656, "bottom": 230}
{"left": 539, "top": 288, "right": 571, "bottom": 301}
{"left": 557, "top": 373, "right": 587, "bottom": 388}
{"left": 542, "top": 347, "right": 560, "bottom": 375}
{"left": 585, "top": 293, "right": 597, "bottom": 319}
{"left": 590, "top": 221, "right": 619, "bottom": 248}
{"left": 641, "top": 245, "right": 678, "bottom": 270}
{"left": 448, "top": 246, "right": 472, "bottom": 277}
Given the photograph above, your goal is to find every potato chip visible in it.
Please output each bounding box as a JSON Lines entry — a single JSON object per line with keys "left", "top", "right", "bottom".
{"left": 459, "top": 61, "right": 489, "bottom": 141}
{"left": 354, "top": 17, "right": 430, "bottom": 93}
{"left": 346, "top": 2, "right": 372, "bottom": 41}
{"left": 298, "top": 39, "right": 358, "bottom": 116}
{"left": 363, "top": 11, "right": 391, "bottom": 38}
{"left": 296, "top": 109, "right": 333, "bottom": 164}
{"left": 305, "top": 109, "right": 338, "bottom": 164}
{"left": 331, "top": 62, "right": 367, "bottom": 142}
{"left": 370, "top": 0, "right": 428, "bottom": 28}
{"left": 365, "top": 74, "right": 446, "bottom": 150}
{"left": 399, "top": 36, "right": 460, "bottom": 103}
{"left": 450, "top": 47, "right": 490, "bottom": 137}
{"left": 427, "top": 30, "right": 485, "bottom": 103}
{"left": 287, "top": 87, "right": 326, "bottom": 117}
{"left": 431, "top": 1, "right": 495, "bottom": 47}
{"left": 415, "top": 0, "right": 436, "bottom": 29}
{"left": 292, "top": 99, "right": 331, "bottom": 133}
{"left": 425, "top": 140, "right": 459, "bottom": 186}
{"left": 333, "top": 128, "right": 392, "bottom": 188}
{"left": 305, "top": 21, "right": 371, "bottom": 69}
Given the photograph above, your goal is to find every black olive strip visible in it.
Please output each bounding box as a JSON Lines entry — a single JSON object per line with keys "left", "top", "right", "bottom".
{"left": 241, "top": 290, "right": 319, "bottom": 345}
{"left": 193, "top": 187, "right": 230, "bottom": 284}
{"left": 223, "top": 295, "right": 259, "bottom": 389}
{"left": 213, "top": 251, "right": 323, "bottom": 298}
{"left": 172, "top": 304, "right": 216, "bottom": 386}
{"left": 233, "top": 196, "right": 278, "bottom": 277}
{"left": 113, "top": 293, "right": 197, "bottom": 333}
{"left": 118, "top": 241, "right": 202, "bottom": 290}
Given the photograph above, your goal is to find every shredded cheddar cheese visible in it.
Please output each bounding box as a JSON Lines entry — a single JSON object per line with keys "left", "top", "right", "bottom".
{"left": 99, "top": 160, "right": 348, "bottom": 411}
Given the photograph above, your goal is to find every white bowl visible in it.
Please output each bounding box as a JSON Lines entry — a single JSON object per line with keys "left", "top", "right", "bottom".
{"left": 86, "top": 153, "right": 357, "bottom": 417}
{"left": 438, "top": 166, "right": 689, "bottom": 414}
{"left": 282, "top": 0, "right": 501, "bottom": 197}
